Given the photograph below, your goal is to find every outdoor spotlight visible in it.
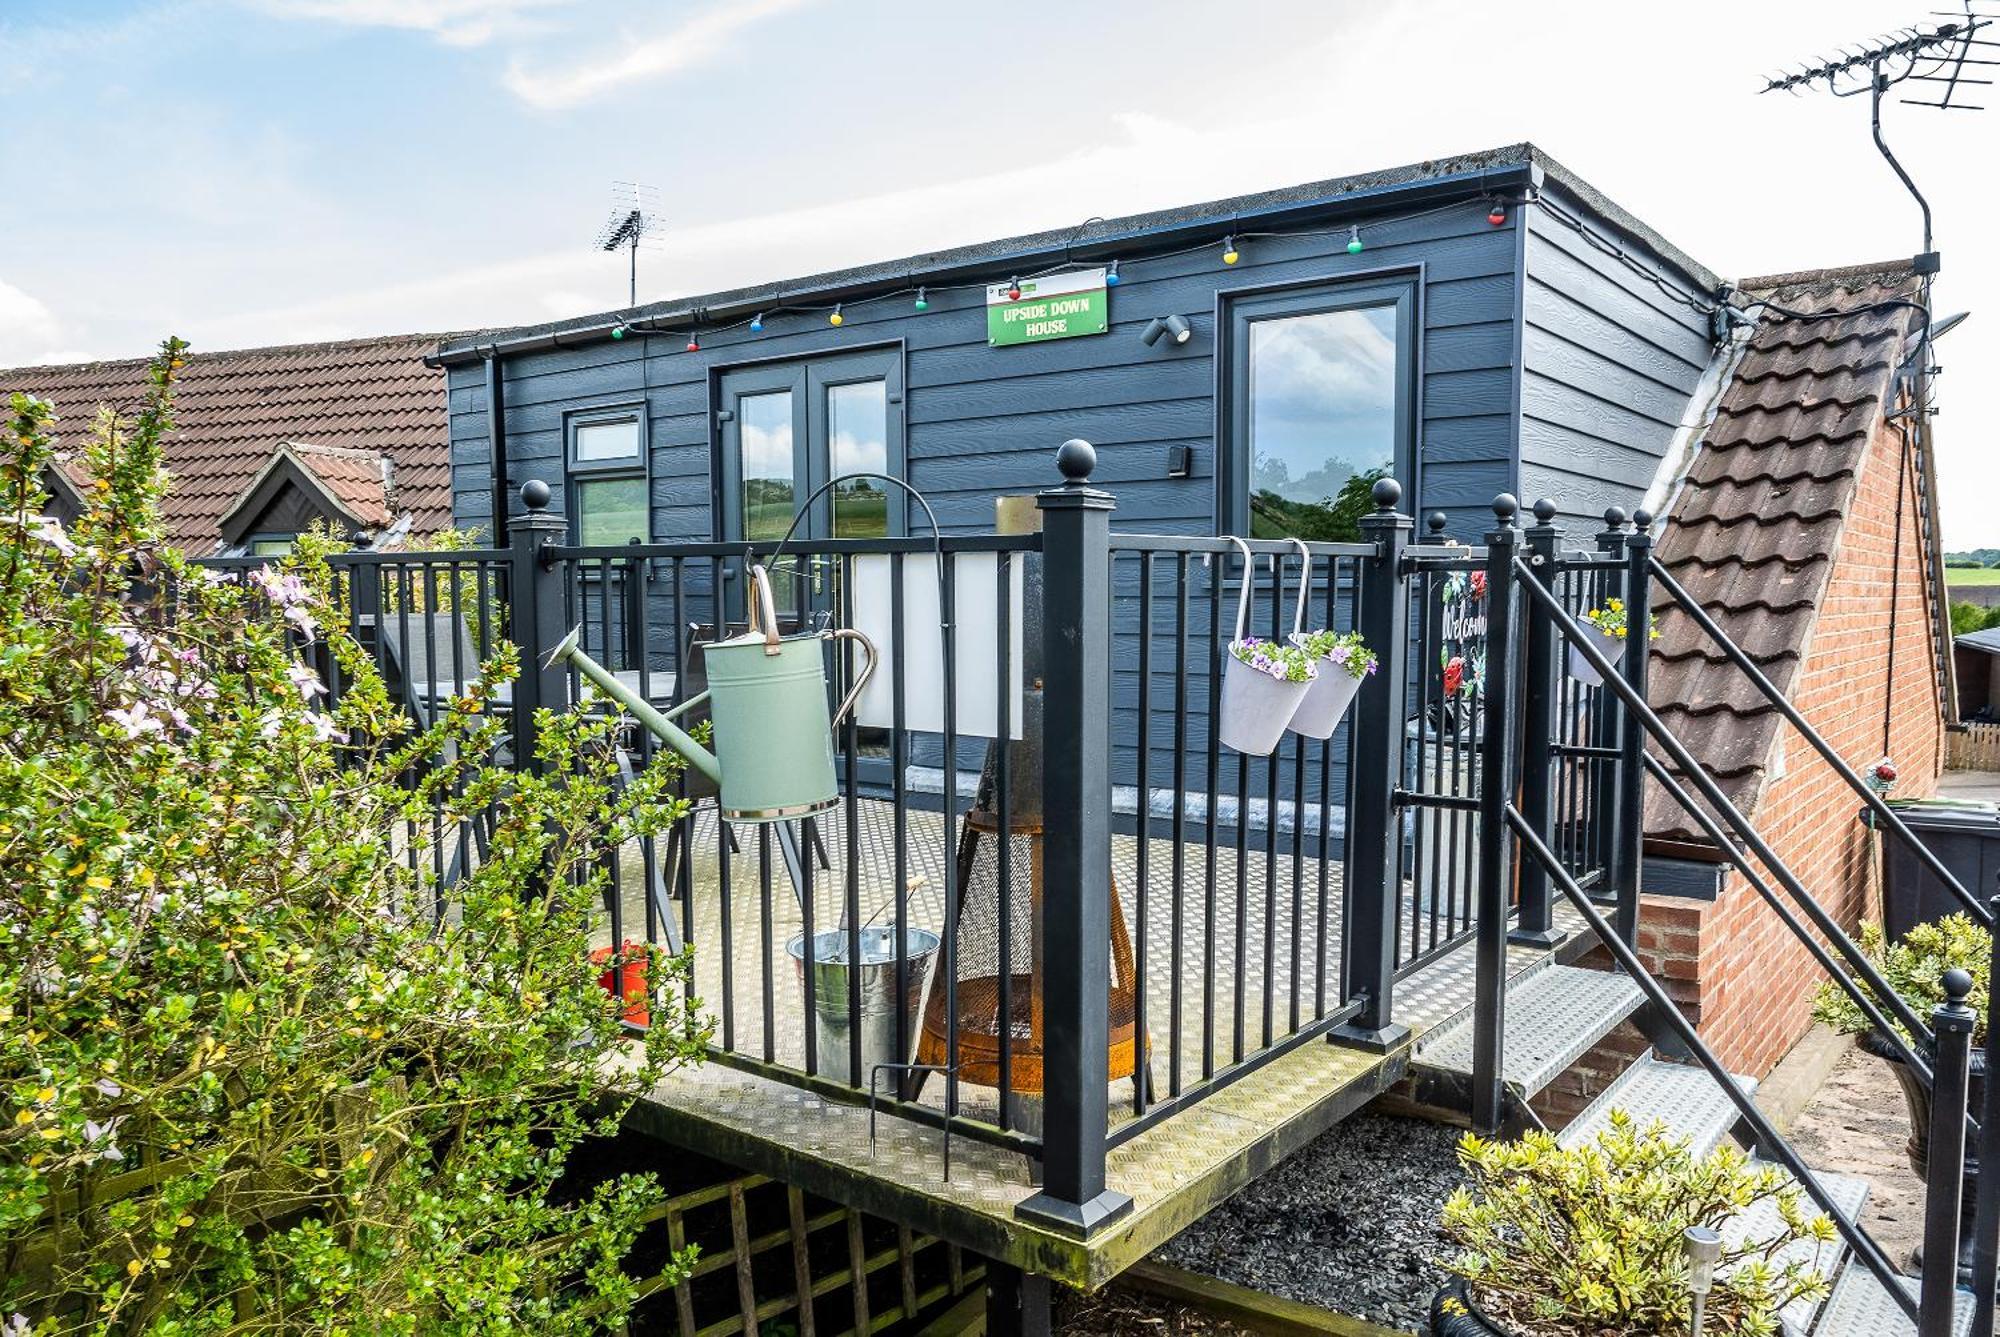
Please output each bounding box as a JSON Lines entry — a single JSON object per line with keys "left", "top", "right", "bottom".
{"left": 1141, "top": 314, "right": 1193, "bottom": 347}
{"left": 1683, "top": 1226, "right": 1721, "bottom": 1336}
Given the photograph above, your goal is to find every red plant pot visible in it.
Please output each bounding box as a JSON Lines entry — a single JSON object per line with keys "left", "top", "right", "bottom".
{"left": 591, "top": 941, "right": 651, "bottom": 1027}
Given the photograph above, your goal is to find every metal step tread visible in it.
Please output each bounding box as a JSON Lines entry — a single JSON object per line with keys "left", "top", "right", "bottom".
{"left": 1416, "top": 964, "right": 1645, "bottom": 1097}
{"left": 1726, "top": 1162, "right": 1868, "bottom": 1335}
{"left": 1811, "top": 1262, "right": 1974, "bottom": 1337}
{"left": 1558, "top": 1052, "right": 1756, "bottom": 1157}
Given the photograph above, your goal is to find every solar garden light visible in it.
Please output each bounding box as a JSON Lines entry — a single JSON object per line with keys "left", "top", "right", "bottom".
{"left": 1684, "top": 1225, "right": 1722, "bottom": 1337}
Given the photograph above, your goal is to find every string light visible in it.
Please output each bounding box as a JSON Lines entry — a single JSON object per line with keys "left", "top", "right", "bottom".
{"left": 1486, "top": 201, "right": 1508, "bottom": 226}
{"left": 1006, "top": 277, "right": 1022, "bottom": 301}
{"left": 913, "top": 287, "right": 928, "bottom": 311}
{"left": 749, "top": 312, "right": 764, "bottom": 333}
{"left": 685, "top": 333, "right": 700, "bottom": 352}
{"left": 1105, "top": 260, "right": 1120, "bottom": 286}
{"left": 829, "top": 304, "right": 844, "bottom": 327}
{"left": 611, "top": 324, "right": 627, "bottom": 340}
{"left": 1221, "top": 235, "right": 1239, "bottom": 265}
{"left": 1346, "top": 225, "right": 1364, "bottom": 255}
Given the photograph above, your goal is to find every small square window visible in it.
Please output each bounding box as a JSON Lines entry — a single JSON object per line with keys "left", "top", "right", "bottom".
{"left": 575, "top": 417, "right": 640, "bottom": 463}
{"left": 575, "top": 476, "right": 647, "bottom": 546}
{"left": 250, "top": 536, "right": 297, "bottom": 557}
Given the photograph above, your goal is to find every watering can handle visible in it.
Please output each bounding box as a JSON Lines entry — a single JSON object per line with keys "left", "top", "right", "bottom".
{"left": 746, "top": 563, "right": 783, "bottom": 657}
{"left": 827, "top": 628, "right": 879, "bottom": 729}
{"left": 1289, "top": 537, "right": 1312, "bottom": 640}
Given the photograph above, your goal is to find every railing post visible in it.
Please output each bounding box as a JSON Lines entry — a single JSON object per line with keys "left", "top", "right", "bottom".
{"left": 1591, "top": 508, "right": 1629, "bottom": 908}
{"left": 1015, "top": 440, "right": 1132, "bottom": 1239}
{"left": 1969, "top": 890, "right": 2000, "bottom": 1335}
{"left": 507, "top": 480, "right": 572, "bottom": 769}
{"left": 1331, "top": 478, "right": 1415, "bottom": 1053}
{"left": 1613, "top": 509, "right": 1654, "bottom": 948}
{"left": 1511, "top": 499, "right": 1562, "bottom": 947}
{"left": 1920, "top": 968, "right": 1976, "bottom": 1337}
{"left": 1472, "top": 494, "right": 1522, "bottom": 1134}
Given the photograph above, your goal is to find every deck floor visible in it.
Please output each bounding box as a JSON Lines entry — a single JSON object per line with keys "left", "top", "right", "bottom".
{"left": 604, "top": 798, "right": 1589, "bottom": 1288}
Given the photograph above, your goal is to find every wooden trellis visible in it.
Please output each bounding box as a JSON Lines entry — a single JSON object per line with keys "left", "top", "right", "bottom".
{"left": 621, "top": 1170, "right": 982, "bottom": 1337}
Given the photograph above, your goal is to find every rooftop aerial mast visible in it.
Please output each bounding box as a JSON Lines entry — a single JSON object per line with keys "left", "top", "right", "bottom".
{"left": 593, "top": 181, "right": 667, "bottom": 308}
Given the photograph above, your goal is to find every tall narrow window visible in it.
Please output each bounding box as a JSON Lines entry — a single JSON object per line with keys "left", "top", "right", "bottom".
{"left": 1226, "top": 278, "right": 1414, "bottom": 541}
{"left": 738, "top": 390, "right": 797, "bottom": 543}
{"left": 566, "top": 407, "right": 647, "bottom": 546}
{"left": 827, "top": 379, "right": 889, "bottom": 538}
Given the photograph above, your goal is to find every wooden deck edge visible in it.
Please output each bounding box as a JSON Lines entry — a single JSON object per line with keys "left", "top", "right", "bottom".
{"left": 1123, "top": 1261, "right": 1417, "bottom": 1336}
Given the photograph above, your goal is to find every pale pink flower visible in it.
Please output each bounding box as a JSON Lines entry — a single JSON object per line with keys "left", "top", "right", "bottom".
{"left": 107, "top": 702, "right": 163, "bottom": 740}
{"left": 287, "top": 661, "right": 327, "bottom": 700}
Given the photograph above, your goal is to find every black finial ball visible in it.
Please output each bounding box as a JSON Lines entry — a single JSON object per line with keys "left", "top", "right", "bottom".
{"left": 1055, "top": 438, "right": 1096, "bottom": 483}
{"left": 1633, "top": 508, "right": 1654, "bottom": 531}
{"left": 1427, "top": 511, "right": 1449, "bottom": 534}
{"left": 1371, "top": 477, "right": 1402, "bottom": 510}
{"left": 520, "top": 479, "right": 552, "bottom": 511}
{"left": 1603, "top": 506, "right": 1628, "bottom": 530}
{"left": 1492, "top": 493, "right": 1519, "bottom": 522}
{"left": 1945, "top": 967, "right": 1975, "bottom": 1002}
{"left": 1532, "top": 498, "right": 1558, "bottom": 524}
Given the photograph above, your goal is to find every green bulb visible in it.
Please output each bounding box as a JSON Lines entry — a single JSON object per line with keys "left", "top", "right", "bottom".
{"left": 914, "top": 297, "right": 928, "bottom": 311}
{"left": 611, "top": 326, "right": 626, "bottom": 340}
{"left": 1346, "top": 237, "right": 1364, "bottom": 255}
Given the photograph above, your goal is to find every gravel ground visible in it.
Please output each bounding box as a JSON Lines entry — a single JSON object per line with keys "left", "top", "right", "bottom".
{"left": 1784, "top": 1046, "right": 1927, "bottom": 1267}
{"left": 1056, "top": 1283, "right": 1257, "bottom": 1335}
{"left": 1154, "top": 1110, "right": 1464, "bottom": 1333}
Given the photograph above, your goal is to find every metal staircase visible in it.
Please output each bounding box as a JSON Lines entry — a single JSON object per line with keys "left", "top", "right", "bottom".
{"left": 1426, "top": 493, "right": 2000, "bottom": 1337}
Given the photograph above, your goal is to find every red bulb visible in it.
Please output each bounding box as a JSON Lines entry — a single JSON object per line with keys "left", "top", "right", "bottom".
{"left": 1487, "top": 206, "right": 1507, "bottom": 226}
{"left": 685, "top": 337, "right": 700, "bottom": 352}
{"left": 1007, "top": 286, "right": 1021, "bottom": 300}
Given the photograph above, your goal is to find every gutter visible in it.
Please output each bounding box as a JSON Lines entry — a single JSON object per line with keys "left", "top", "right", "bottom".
{"left": 423, "top": 162, "right": 1541, "bottom": 370}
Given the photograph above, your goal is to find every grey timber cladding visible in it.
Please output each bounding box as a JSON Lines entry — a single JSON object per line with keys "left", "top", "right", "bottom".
{"left": 1518, "top": 181, "right": 1717, "bottom": 531}
{"left": 446, "top": 197, "right": 1523, "bottom": 545}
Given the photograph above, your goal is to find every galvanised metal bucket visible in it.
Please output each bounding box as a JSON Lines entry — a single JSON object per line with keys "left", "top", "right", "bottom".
{"left": 787, "top": 924, "right": 940, "bottom": 1087}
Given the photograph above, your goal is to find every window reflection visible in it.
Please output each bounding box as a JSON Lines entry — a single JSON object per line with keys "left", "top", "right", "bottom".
{"left": 1246, "top": 304, "right": 1398, "bottom": 541}
{"left": 738, "top": 391, "right": 795, "bottom": 543}
{"left": 828, "top": 379, "right": 888, "bottom": 538}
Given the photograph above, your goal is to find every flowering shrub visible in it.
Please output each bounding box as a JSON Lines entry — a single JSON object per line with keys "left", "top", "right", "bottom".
{"left": 1228, "top": 637, "right": 1318, "bottom": 683}
{"left": 1292, "top": 628, "right": 1376, "bottom": 680}
{"left": 1442, "top": 1112, "right": 1833, "bottom": 1335}
{"left": 0, "top": 343, "right": 707, "bottom": 1333}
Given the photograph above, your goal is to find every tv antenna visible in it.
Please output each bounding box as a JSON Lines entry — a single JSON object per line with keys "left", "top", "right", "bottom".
{"left": 1762, "top": 3, "right": 1994, "bottom": 257}
{"left": 594, "top": 181, "right": 667, "bottom": 307}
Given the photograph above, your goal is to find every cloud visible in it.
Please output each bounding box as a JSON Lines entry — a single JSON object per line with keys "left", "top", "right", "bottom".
{"left": 0, "top": 279, "right": 69, "bottom": 368}
{"left": 501, "top": 0, "right": 815, "bottom": 108}
{"left": 243, "top": 0, "right": 575, "bottom": 47}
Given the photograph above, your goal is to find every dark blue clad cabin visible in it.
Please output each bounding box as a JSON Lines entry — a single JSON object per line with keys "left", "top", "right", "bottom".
{"left": 429, "top": 144, "right": 1718, "bottom": 820}
{"left": 432, "top": 144, "right": 1717, "bottom": 555}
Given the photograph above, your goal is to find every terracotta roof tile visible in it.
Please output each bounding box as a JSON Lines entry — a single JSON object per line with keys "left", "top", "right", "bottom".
{"left": 1644, "top": 265, "right": 1922, "bottom": 843}
{"left": 0, "top": 334, "right": 452, "bottom": 549}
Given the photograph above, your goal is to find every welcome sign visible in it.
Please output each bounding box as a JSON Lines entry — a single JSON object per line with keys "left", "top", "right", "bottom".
{"left": 986, "top": 268, "right": 1109, "bottom": 346}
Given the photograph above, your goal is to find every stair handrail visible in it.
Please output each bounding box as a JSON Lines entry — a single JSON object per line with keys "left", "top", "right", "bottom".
{"left": 1515, "top": 556, "right": 1936, "bottom": 1048}
{"left": 1649, "top": 556, "right": 1991, "bottom": 927}
{"left": 1504, "top": 805, "right": 1922, "bottom": 1326}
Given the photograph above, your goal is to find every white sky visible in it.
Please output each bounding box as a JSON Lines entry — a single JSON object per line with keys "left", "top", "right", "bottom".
{"left": 2, "top": 0, "right": 1995, "bottom": 542}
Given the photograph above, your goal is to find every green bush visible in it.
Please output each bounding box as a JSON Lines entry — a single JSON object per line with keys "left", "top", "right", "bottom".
{"left": 1441, "top": 1112, "right": 1833, "bottom": 1335}
{"left": 0, "top": 343, "right": 708, "bottom": 1333}
{"left": 1812, "top": 914, "right": 1990, "bottom": 1047}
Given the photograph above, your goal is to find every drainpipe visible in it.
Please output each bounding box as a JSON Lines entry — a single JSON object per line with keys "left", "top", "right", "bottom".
{"left": 485, "top": 349, "right": 509, "bottom": 546}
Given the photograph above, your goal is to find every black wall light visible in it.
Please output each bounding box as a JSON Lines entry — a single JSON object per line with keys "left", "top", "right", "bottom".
{"left": 1140, "top": 314, "right": 1192, "bottom": 347}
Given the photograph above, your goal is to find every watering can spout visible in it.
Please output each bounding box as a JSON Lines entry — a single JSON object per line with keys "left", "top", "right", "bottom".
{"left": 544, "top": 626, "right": 724, "bottom": 789}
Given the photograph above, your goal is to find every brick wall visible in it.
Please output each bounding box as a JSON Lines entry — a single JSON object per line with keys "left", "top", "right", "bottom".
{"left": 1642, "top": 415, "right": 1944, "bottom": 1080}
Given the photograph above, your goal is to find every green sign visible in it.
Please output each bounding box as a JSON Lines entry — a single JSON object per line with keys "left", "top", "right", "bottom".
{"left": 987, "top": 268, "right": 1108, "bottom": 346}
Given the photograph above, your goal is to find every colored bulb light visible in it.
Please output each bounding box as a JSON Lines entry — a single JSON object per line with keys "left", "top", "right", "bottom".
{"left": 829, "top": 305, "right": 844, "bottom": 327}
{"left": 1221, "top": 235, "right": 1239, "bottom": 265}
{"left": 1487, "top": 203, "right": 1508, "bottom": 226}
{"left": 749, "top": 312, "right": 764, "bottom": 332}
{"left": 914, "top": 288, "right": 928, "bottom": 311}
{"left": 611, "top": 325, "right": 626, "bottom": 340}
{"left": 1346, "top": 226, "right": 1364, "bottom": 255}
{"left": 685, "top": 336, "right": 699, "bottom": 352}
{"left": 1006, "top": 278, "right": 1021, "bottom": 300}
{"left": 1105, "top": 261, "right": 1120, "bottom": 285}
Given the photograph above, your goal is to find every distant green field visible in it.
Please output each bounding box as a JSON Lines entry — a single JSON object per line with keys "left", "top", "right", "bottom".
{"left": 1948, "top": 568, "right": 2000, "bottom": 586}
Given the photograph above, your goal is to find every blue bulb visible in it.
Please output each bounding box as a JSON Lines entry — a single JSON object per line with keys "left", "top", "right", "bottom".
{"left": 1105, "top": 262, "right": 1120, "bottom": 286}
{"left": 749, "top": 314, "right": 764, "bottom": 333}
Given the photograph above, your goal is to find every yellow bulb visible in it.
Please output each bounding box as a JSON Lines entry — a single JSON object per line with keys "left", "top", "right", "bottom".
{"left": 829, "top": 311, "right": 843, "bottom": 326}
{"left": 1223, "top": 249, "right": 1239, "bottom": 265}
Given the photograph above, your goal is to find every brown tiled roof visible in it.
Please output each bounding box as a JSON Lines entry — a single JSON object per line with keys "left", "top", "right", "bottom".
{"left": 291, "top": 442, "right": 396, "bottom": 528}
{"left": 1644, "top": 262, "right": 1924, "bottom": 843}
{"left": 0, "top": 335, "right": 451, "bottom": 550}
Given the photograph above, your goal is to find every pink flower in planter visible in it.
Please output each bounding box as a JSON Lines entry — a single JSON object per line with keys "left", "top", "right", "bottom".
{"left": 1443, "top": 657, "right": 1465, "bottom": 696}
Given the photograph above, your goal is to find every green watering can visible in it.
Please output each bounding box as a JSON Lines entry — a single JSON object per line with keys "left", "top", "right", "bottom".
{"left": 547, "top": 564, "right": 878, "bottom": 823}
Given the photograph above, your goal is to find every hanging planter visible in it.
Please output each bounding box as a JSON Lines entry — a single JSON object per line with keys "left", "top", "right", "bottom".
{"left": 1567, "top": 597, "right": 1648, "bottom": 687}
{"left": 1279, "top": 538, "right": 1375, "bottom": 740}
{"left": 1217, "top": 537, "right": 1315, "bottom": 756}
